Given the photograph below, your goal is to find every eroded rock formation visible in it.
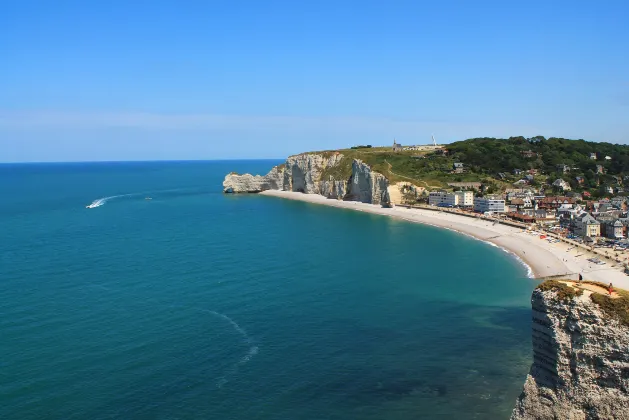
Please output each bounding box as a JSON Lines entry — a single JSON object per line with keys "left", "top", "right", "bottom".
{"left": 511, "top": 285, "right": 629, "bottom": 420}
{"left": 223, "top": 152, "right": 390, "bottom": 205}
{"left": 222, "top": 166, "right": 284, "bottom": 193}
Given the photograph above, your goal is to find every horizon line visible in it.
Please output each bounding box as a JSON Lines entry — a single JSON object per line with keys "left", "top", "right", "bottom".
{"left": 0, "top": 158, "right": 286, "bottom": 165}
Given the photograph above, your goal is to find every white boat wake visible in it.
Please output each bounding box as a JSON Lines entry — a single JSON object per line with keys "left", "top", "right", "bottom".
{"left": 169, "top": 305, "right": 258, "bottom": 388}
{"left": 85, "top": 187, "right": 205, "bottom": 209}
{"left": 85, "top": 194, "right": 131, "bottom": 209}
{"left": 196, "top": 308, "right": 259, "bottom": 388}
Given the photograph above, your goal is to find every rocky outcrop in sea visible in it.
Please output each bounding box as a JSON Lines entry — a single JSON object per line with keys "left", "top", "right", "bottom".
{"left": 223, "top": 152, "right": 391, "bottom": 205}
{"left": 511, "top": 283, "right": 629, "bottom": 420}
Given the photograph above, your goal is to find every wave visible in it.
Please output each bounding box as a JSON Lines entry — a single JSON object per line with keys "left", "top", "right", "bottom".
{"left": 484, "top": 241, "right": 535, "bottom": 279}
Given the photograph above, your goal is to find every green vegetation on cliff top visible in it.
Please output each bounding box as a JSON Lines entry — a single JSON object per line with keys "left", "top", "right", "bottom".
{"left": 536, "top": 280, "right": 629, "bottom": 326}
{"left": 536, "top": 280, "right": 584, "bottom": 302}
{"left": 307, "top": 136, "right": 629, "bottom": 193}
{"left": 584, "top": 281, "right": 629, "bottom": 326}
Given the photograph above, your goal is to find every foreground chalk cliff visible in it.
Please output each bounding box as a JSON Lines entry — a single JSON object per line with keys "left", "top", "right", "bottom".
{"left": 511, "top": 283, "right": 629, "bottom": 420}
{"left": 223, "top": 152, "right": 391, "bottom": 205}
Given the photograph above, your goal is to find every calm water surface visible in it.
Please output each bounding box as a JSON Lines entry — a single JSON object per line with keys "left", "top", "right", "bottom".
{"left": 0, "top": 161, "right": 535, "bottom": 419}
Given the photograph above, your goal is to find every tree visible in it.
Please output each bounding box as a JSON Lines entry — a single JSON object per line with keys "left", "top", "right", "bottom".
{"left": 417, "top": 190, "right": 429, "bottom": 204}
{"left": 402, "top": 191, "right": 417, "bottom": 205}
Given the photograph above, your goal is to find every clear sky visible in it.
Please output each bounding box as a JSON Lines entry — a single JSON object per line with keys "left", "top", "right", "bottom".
{"left": 2, "top": 0, "right": 628, "bottom": 162}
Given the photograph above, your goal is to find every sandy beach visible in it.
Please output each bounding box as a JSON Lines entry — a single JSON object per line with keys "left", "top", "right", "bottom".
{"left": 261, "top": 190, "right": 629, "bottom": 290}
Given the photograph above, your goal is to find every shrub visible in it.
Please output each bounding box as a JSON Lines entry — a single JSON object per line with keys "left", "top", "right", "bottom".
{"left": 536, "top": 280, "right": 583, "bottom": 301}
{"left": 590, "top": 289, "right": 629, "bottom": 327}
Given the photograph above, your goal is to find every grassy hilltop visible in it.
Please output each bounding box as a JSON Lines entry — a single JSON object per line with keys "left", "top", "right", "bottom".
{"left": 307, "top": 136, "right": 629, "bottom": 196}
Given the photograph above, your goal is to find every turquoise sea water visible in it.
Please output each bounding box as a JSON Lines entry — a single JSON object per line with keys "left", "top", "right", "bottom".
{"left": 0, "top": 161, "right": 536, "bottom": 420}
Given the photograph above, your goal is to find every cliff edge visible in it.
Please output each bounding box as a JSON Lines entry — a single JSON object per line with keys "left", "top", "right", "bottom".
{"left": 511, "top": 281, "right": 629, "bottom": 420}
{"left": 223, "top": 152, "right": 391, "bottom": 205}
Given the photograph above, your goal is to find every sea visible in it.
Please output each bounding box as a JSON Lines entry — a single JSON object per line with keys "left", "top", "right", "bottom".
{"left": 0, "top": 160, "right": 536, "bottom": 420}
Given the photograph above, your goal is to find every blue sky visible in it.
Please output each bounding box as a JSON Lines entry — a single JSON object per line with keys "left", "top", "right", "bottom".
{"left": 2, "top": 0, "right": 628, "bottom": 162}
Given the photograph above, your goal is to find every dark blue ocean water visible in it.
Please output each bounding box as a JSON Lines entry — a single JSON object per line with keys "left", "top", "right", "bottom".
{"left": 0, "top": 161, "right": 535, "bottom": 420}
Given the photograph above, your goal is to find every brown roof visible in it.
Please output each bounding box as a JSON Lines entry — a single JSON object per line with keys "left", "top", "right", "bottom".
{"left": 507, "top": 212, "right": 535, "bottom": 221}
{"left": 539, "top": 196, "right": 575, "bottom": 204}
{"left": 509, "top": 198, "right": 525, "bottom": 205}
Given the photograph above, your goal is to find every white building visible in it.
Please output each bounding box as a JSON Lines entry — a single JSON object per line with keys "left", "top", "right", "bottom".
{"left": 474, "top": 197, "right": 506, "bottom": 213}
{"left": 429, "top": 191, "right": 457, "bottom": 206}
{"left": 455, "top": 190, "right": 474, "bottom": 207}
{"left": 557, "top": 204, "right": 584, "bottom": 220}
{"left": 429, "top": 191, "right": 472, "bottom": 207}
{"left": 428, "top": 191, "right": 448, "bottom": 206}
{"left": 552, "top": 178, "right": 572, "bottom": 191}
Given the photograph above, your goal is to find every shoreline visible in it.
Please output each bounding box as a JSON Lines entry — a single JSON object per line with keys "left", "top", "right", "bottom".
{"left": 391, "top": 210, "right": 535, "bottom": 278}
{"left": 260, "top": 190, "right": 629, "bottom": 289}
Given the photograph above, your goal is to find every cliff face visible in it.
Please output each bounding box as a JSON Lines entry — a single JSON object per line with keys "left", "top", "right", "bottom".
{"left": 511, "top": 286, "right": 629, "bottom": 420}
{"left": 346, "top": 159, "right": 390, "bottom": 205}
{"left": 223, "top": 153, "right": 390, "bottom": 205}
{"left": 281, "top": 153, "right": 344, "bottom": 195}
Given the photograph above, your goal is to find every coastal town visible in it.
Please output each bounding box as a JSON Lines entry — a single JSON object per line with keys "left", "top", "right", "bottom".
{"left": 387, "top": 138, "right": 629, "bottom": 252}
{"left": 425, "top": 187, "right": 629, "bottom": 244}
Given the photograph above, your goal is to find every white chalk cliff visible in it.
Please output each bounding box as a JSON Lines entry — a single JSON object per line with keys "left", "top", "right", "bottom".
{"left": 511, "top": 285, "right": 629, "bottom": 420}
{"left": 223, "top": 153, "right": 391, "bottom": 205}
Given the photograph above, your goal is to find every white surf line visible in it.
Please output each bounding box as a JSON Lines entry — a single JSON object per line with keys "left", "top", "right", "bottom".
{"left": 395, "top": 214, "right": 535, "bottom": 279}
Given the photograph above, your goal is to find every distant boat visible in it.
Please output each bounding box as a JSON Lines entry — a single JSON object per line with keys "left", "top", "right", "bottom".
{"left": 145, "top": 197, "right": 152, "bottom": 200}
{"left": 86, "top": 203, "right": 99, "bottom": 209}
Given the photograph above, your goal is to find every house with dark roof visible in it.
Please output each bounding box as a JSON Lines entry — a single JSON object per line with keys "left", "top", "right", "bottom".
{"left": 601, "top": 219, "right": 624, "bottom": 239}
{"left": 574, "top": 213, "right": 600, "bottom": 237}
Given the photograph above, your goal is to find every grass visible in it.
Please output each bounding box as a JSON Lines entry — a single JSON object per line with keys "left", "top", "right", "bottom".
{"left": 537, "top": 280, "right": 629, "bottom": 326}
{"left": 536, "top": 280, "right": 584, "bottom": 301}
{"left": 320, "top": 156, "right": 353, "bottom": 181}
{"left": 585, "top": 281, "right": 629, "bottom": 326}
{"left": 295, "top": 147, "right": 487, "bottom": 190}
